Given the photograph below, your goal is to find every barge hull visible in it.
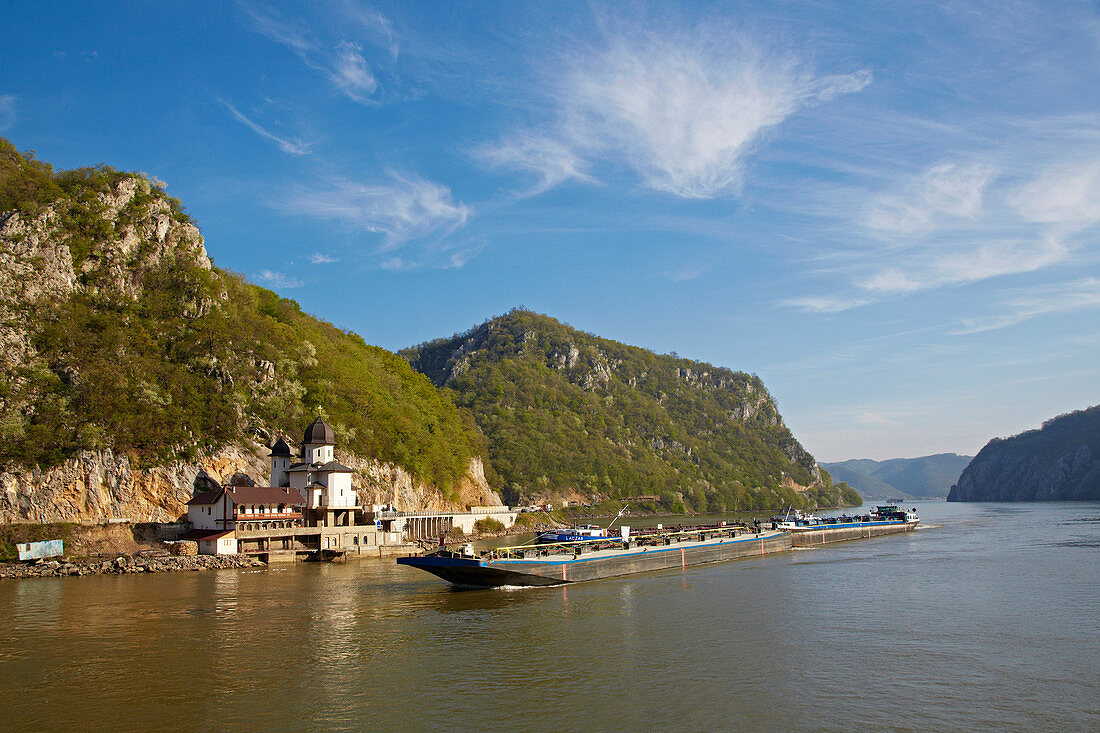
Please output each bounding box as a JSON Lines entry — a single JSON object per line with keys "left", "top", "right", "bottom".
{"left": 788, "top": 520, "right": 918, "bottom": 547}
{"left": 493, "top": 531, "right": 792, "bottom": 585}
{"left": 400, "top": 531, "right": 793, "bottom": 588}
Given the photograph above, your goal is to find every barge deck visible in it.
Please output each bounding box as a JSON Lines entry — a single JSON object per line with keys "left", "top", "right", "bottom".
{"left": 398, "top": 526, "right": 791, "bottom": 587}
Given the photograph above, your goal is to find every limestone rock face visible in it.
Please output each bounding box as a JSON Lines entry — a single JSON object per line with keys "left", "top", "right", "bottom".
{"left": 0, "top": 444, "right": 268, "bottom": 523}
{"left": 349, "top": 455, "right": 499, "bottom": 511}
{"left": 0, "top": 446, "right": 496, "bottom": 524}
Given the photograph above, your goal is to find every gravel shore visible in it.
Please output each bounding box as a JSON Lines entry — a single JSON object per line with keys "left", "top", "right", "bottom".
{"left": 1, "top": 553, "right": 266, "bottom": 579}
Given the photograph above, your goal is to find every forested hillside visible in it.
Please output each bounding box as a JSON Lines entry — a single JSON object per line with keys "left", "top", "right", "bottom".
{"left": 403, "top": 309, "right": 859, "bottom": 510}
{"left": 0, "top": 139, "right": 482, "bottom": 491}
{"left": 948, "top": 406, "right": 1100, "bottom": 501}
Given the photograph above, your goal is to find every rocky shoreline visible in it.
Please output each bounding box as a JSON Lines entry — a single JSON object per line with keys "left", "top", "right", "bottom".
{"left": 0, "top": 552, "right": 266, "bottom": 580}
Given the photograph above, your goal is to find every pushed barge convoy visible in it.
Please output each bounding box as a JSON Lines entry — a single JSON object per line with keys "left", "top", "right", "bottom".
{"left": 398, "top": 525, "right": 791, "bottom": 588}
{"left": 398, "top": 506, "right": 920, "bottom": 588}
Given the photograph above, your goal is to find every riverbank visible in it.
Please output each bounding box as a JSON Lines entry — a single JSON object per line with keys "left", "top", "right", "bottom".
{"left": 0, "top": 552, "right": 265, "bottom": 580}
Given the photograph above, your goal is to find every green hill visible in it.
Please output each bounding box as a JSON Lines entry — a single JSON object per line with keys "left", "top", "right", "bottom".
{"left": 0, "top": 139, "right": 482, "bottom": 491}
{"left": 822, "top": 454, "right": 971, "bottom": 499}
{"left": 402, "top": 309, "right": 859, "bottom": 511}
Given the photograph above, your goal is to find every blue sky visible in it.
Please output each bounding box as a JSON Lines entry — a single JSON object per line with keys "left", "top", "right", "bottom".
{"left": 3, "top": 1, "right": 1099, "bottom": 462}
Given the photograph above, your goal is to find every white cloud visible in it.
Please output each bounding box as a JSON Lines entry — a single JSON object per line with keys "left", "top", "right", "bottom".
{"left": 241, "top": 4, "right": 388, "bottom": 104}
{"left": 865, "top": 163, "right": 995, "bottom": 233}
{"left": 377, "top": 239, "right": 486, "bottom": 271}
{"left": 790, "top": 147, "right": 1098, "bottom": 310}
{"left": 0, "top": 95, "right": 15, "bottom": 132}
{"left": 782, "top": 295, "right": 871, "bottom": 314}
{"left": 856, "top": 235, "right": 1069, "bottom": 295}
{"left": 309, "top": 252, "right": 337, "bottom": 264}
{"left": 856, "top": 412, "right": 900, "bottom": 426}
{"left": 223, "top": 101, "right": 313, "bottom": 155}
{"left": 478, "top": 132, "right": 595, "bottom": 196}
{"left": 954, "top": 278, "right": 1100, "bottom": 334}
{"left": 482, "top": 24, "right": 870, "bottom": 198}
{"left": 329, "top": 41, "right": 378, "bottom": 101}
{"left": 1010, "top": 156, "right": 1100, "bottom": 229}
{"left": 286, "top": 173, "right": 472, "bottom": 249}
{"left": 257, "top": 270, "right": 305, "bottom": 289}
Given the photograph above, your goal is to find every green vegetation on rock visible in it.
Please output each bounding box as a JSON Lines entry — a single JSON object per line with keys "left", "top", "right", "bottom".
{"left": 403, "top": 309, "right": 858, "bottom": 511}
{"left": 0, "top": 140, "right": 482, "bottom": 490}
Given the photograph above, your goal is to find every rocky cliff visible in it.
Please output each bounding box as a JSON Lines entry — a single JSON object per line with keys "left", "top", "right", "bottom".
{"left": 0, "top": 140, "right": 492, "bottom": 523}
{"left": 948, "top": 406, "right": 1100, "bottom": 501}
{"left": 0, "top": 448, "right": 496, "bottom": 525}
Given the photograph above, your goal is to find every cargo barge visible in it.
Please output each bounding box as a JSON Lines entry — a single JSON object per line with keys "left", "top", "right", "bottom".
{"left": 398, "top": 525, "right": 791, "bottom": 588}
{"left": 774, "top": 504, "right": 919, "bottom": 547}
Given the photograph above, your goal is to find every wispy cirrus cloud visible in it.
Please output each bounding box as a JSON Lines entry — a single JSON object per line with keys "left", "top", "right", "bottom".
{"left": 782, "top": 295, "right": 871, "bottom": 314}
{"left": 954, "top": 278, "right": 1100, "bottom": 334}
{"left": 478, "top": 132, "right": 595, "bottom": 197}
{"left": 855, "top": 235, "right": 1069, "bottom": 295}
{"left": 286, "top": 173, "right": 472, "bottom": 250}
{"left": 0, "top": 95, "right": 15, "bottom": 132}
{"left": 790, "top": 146, "right": 1100, "bottom": 313}
{"left": 1009, "top": 156, "right": 1100, "bottom": 229}
{"left": 480, "top": 22, "right": 870, "bottom": 199}
{"left": 309, "top": 252, "right": 338, "bottom": 264}
{"left": 257, "top": 270, "right": 305, "bottom": 289}
{"left": 864, "top": 163, "right": 995, "bottom": 234}
{"left": 379, "top": 238, "right": 486, "bottom": 271}
{"left": 239, "top": 3, "right": 391, "bottom": 103}
{"left": 222, "top": 101, "right": 314, "bottom": 155}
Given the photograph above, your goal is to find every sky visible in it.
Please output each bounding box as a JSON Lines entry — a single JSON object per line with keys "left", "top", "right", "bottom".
{"left": 2, "top": 1, "right": 1099, "bottom": 462}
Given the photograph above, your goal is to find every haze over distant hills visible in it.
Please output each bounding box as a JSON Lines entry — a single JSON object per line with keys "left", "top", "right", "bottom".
{"left": 822, "top": 454, "right": 973, "bottom": 500}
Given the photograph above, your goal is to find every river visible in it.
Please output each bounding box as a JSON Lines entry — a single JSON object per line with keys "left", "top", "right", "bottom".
{"left": 1, "top": 501, "right": 1097, "bottom": 731}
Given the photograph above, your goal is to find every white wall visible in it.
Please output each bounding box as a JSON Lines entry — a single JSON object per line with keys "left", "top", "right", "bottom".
{"left": 324, "top": 472, "right": 355, "bottom": 508}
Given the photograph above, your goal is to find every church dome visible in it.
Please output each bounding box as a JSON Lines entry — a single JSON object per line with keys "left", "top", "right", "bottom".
{"left": 269, "top": 437, "right": 292, "bottom": 456}
{"left": 303, "top": 416, "right": 336, "bottom": 446}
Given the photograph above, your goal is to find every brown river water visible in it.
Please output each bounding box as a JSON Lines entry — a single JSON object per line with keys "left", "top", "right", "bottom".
{"left": 1, "top": 501, "right": 1097, "bottom": 732}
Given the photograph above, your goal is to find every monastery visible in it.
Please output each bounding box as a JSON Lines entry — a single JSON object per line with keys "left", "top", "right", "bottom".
{"left": 182, "top": 417, "right": 399, "bottom": 558}
{"left": 181, "top": 416, "right": 518, "bottom": 559}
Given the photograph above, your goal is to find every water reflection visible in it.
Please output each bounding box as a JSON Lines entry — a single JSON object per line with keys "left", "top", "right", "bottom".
{"left": 0, "top": 503, "right": 1097, "bottom": 731}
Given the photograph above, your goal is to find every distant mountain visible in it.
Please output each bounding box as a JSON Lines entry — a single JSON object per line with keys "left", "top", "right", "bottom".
{"left": 822, "top": 454, "right": 972, "bottom": 499}
{"left": 403, "top": 309, "right": 860, "bottom": 511}
{"left": 948, "top": 406, "right": 1100, "bottom": 502}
